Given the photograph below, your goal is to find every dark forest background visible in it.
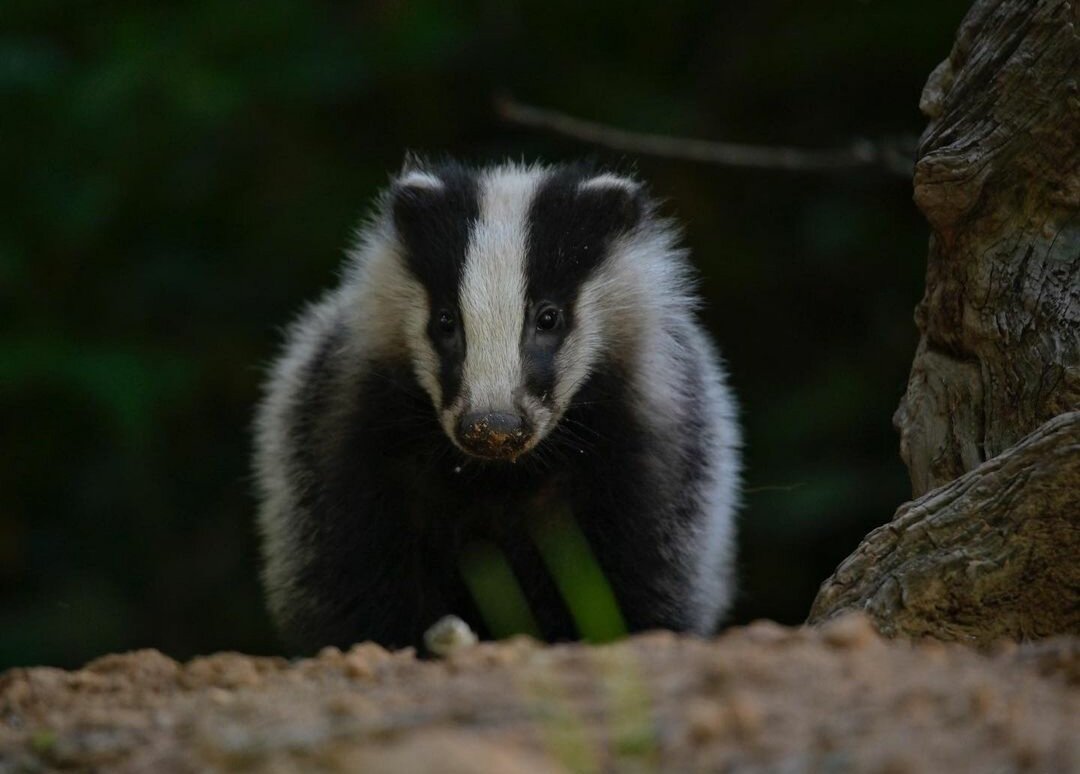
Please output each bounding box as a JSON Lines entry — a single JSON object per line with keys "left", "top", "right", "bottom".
{"left": 1, "top": 0, "right": 971, "bottom": 668}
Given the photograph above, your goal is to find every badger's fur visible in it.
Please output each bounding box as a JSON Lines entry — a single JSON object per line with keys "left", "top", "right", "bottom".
{"left": 254, "top": 160, "right": 740, "bottom": 652}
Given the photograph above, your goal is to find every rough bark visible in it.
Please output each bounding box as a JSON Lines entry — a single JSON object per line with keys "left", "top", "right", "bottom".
{"left": 811, "top": 0, "right": 1080, "bottom": 640}
{"left": 896, "top": 0, "right": 1080, "bottom": 498}
{"left": 808, "top": 411, "right": 1080, "bottom": 641}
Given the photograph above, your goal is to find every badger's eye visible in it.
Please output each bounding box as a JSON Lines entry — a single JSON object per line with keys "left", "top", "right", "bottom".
{"left": 436, "top": 310, "right": 456, "bottom": 335}
{"left": 536, "top": 308, "right": 562, "bottom": 332}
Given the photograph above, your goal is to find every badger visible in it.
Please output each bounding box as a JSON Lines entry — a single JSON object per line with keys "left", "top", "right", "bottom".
{"left": 253, "top": 160, "right": 740, "bottom": 652}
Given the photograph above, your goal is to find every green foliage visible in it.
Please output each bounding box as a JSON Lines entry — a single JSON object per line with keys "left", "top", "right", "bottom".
{"left": 1, "top": 0, "right": 970, "bottom": 668}
{"left": 531, "top": 510, "right": 626, "bottom": 644}
{"left": 29, "top": 729, "right": 57, "bottom": 756}
{"left": 460, "top": 510, "right": 627, "bottom": 644}
{"left": 459, "top": 542, "right": 542, "bottom": 640}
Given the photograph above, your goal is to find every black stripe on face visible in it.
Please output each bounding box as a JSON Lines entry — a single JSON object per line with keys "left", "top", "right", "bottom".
{"left": 391, "top": 163, "right": 479, "bottom": 407}
{"left": 523, "top": 166, "right": 643, "bottom": 400}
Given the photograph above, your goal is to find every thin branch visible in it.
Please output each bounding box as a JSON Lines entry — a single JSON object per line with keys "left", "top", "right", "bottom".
{"left": 743, "top": 482, "right": 807, "bottom": 495}
{"left": 494, "top": 95, "right": 914, "bottom": 177}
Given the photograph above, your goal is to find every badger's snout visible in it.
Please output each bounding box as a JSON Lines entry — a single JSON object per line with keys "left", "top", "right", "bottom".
{"left": 456, "top": 410, "right": 532, "bottom": 460}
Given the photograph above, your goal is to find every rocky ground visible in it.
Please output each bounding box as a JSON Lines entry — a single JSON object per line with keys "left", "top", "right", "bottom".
{"left": 1, "top": 614, "right": 1077, "bottom": 773}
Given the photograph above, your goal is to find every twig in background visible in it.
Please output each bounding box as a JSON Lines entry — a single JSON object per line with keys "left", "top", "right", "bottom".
{"left": 494, "top": 94, "right": 915, "bottom": 177}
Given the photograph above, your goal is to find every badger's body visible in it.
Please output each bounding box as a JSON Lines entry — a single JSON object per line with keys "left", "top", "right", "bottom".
{"left": 254, "top": 161, "right": 740, "bottom": 652}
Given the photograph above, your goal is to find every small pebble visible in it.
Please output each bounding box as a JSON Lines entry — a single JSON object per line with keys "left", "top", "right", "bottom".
{"left": 424, "top": 615, "right": 479, "bottom": 657}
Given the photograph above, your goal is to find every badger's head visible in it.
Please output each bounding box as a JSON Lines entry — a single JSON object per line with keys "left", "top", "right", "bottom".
{"left": 358, "top": 161, "right": 673, "bottom": 462}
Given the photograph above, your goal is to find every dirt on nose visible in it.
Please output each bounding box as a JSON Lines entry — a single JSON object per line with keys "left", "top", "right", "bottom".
{"left": 460, "top": 415, "right": 530, "bottom": 460}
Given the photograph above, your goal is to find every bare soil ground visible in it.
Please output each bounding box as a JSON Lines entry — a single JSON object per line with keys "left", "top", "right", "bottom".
{"left": 1, "top": 614, "right": 1077, "bottom": 773}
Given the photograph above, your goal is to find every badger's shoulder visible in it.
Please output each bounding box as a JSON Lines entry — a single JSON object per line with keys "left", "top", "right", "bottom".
{"left": 252, "top": 292, "right": 352, "bottom": 627}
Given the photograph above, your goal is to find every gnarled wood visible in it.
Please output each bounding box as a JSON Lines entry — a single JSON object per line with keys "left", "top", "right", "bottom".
{"left": 896, "top": 0, "right": 1080, "bottom": 497}
{"left": 811, "top": 0, "right": 1080, "bottom": 643}
{"left": 809, "top": 411, "right": 1080, "bottom": 642}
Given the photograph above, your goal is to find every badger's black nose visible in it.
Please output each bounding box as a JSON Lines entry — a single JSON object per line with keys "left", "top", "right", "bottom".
{"left": 456, "top": 411, "right": 531, "bottom": 460}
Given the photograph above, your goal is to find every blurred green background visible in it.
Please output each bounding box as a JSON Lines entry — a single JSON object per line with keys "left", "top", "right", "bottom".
{"left": 1, "top": 0, "right": 970, "bottom": 668}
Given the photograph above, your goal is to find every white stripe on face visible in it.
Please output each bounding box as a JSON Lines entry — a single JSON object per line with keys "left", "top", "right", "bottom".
{"left": 457, "top": 168, "right": 539, "bottom": 413}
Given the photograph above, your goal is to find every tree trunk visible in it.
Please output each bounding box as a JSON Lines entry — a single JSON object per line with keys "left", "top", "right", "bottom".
{"left": 808, "top": 411, "right": 1080, "bottom": 642}
{"left": 810, "top": 0, "right": 1080, "bottom": 640}
{"left": 896, "top": 0, "right": 1079, "bottom": 497}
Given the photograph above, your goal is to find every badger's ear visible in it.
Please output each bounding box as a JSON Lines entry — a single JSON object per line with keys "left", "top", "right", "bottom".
{"left": 394, "top": 168, "right": 445, "bottom": 193}
{"left": 398, "top": 150, "right": 428, "bottom": 176}
{"left": 390, "top": 168, "right": 446, "bottom": 237}
{"left": 575, "top": 173, "right": 644, "bottom": 237}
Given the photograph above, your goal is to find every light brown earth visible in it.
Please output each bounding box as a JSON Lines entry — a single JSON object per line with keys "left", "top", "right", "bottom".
{"left": 1, "top": 614, "right": 1077, "bottom": 773}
